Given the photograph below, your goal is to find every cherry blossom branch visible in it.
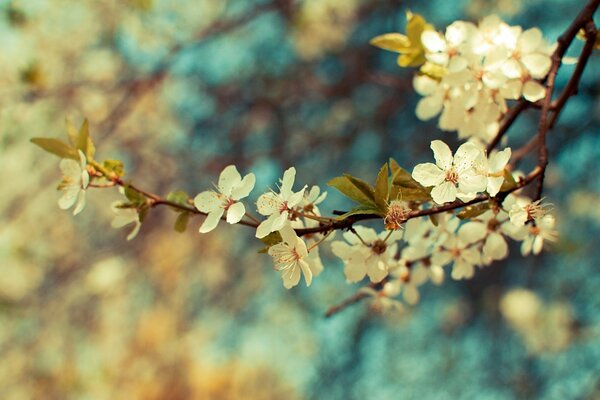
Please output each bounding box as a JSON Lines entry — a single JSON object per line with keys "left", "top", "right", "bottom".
{"left": 486, "top": 99, "right": 529, "bottom": 153}
{"left": 534, "top": 0, "right": 599, "bottom": 199}
{"left": 325, "top": 284, "right": 377, "bottom": 318}
{"left": 88, "top": 161, "right": 261, "bottom": 229}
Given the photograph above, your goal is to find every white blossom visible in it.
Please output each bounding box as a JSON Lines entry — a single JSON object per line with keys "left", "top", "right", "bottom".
{"left": 111, "top": 204, "right": 141, "bottom": 241}
{"left": 268, "top": 225, "right": 321, "bottom": 289}
{"left": 331, "top": 226, "right": 401, "bottom": 283}
{"left": 412, "top": 140, "right": 487, "bottom": 204}
{"left": 521, "top": 214, "right": 558, "bottom": 256}
{"left": 255, "top": 167, "right": 306, "bottom": 238}
{"left": 432, "top": 235, "right": 481, "bottom": 280}
{"left": 194, "top": 165, "right": 256, "bottom": 233}
{"left": 58, "top": 150, "right": 89, "bottom": 215}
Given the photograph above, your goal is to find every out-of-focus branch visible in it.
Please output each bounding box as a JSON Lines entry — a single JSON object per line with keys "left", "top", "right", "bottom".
{"left": 486, "top": 99, "right": 529, "bottom": 153}
{"left": 534, "top": 1, "right": 599, "bottom": 199}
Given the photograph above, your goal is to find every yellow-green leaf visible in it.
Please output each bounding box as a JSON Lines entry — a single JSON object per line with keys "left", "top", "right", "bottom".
{"left": 76, "top": 119, "right": 95, "bottom": 159}
{"left": 457, "top": 202, "right": 490, "bottom": 220}
{"left": 370, "top": 33, "right": 411, "bottom": 52}
{"left": 30, "top": 138, "right": 78, "bottom": 159}
{"left": 328, "top": 175, "right": 376, "bottom": 207}
{"left": 419, "top": 62, "right": 447, "bottom": 80}
{"left": 259, "top": 231, "right": 282, "bottom": 247}
{"left": 66, "top": 119, "right": 78, "bottom": 146}
{"left": 374, "top": 163, "right": 389, "bottom": 211}
{"left": 390, "top": 158, "right": 423, "bottom": 189}
{"left": 499, "top": 169, "right": 517, "bottom": 193}
{"left": 174, "top": 212, "right": 190, "bottom": 233}
{"left": 338, "top": 206, "right": 383, "bottom": 220}
{"left": 405, "top": 11, "right": 432, "bottom": 45}
{"left": 103, "top": 159, "right": 125, "bottom": 177}
{"left": 166, "top": 190, "right": 190, "bottom": 206}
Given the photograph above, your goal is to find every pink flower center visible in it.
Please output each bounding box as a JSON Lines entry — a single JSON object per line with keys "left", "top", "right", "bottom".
{"left": 445, "top": 169, "right": 459, "bottom": 184}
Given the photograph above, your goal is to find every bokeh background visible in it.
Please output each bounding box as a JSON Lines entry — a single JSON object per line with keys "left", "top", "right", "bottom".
{"left": 1, "top": 0, "right": 600, "bottom": 398}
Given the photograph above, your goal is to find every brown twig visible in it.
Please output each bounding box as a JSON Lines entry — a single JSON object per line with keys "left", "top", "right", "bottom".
{"left": 487, "top": 99, "right": 529, "bottom": 153}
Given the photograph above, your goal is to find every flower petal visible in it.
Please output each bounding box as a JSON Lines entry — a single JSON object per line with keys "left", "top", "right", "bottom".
{"left": 521, "top": 53, "right": 551, "bottom": 79}
{"left": 299, "top": 260, "right": 313, "bottom": 287}
{"left": 431, "top": 140, "right": 453, "bottom": 170}
{"left": 412, "top": 163, "right": 445, "bottom": 187}
{"left": 199, "top": 208, "right": 224, "bottom": 233}
{"left": 256, "top": 192, "right": 281, "bottom": 216}
{"left": 523, "top": 80, "right": 546, "bottom": 102}
{"left": 194, "top": 191, "right": 222, "bottom": 213}
{"left": 431, "top": 181, "right": 457, "bottom": 204}
{"left": 280, "top": 167, "right": 296, "bottom": 198}
{"left": 231, "top": 173, "right": 255, "bottom": 200}
{"left": 421, "top": 30, "right": 447, "bottom": 53}
{"left": 416, "top": 93, "right": 444, "bottom": 120}
{"left": 226, "top": 201, "right": 245, "bottom": 224}
{"left": 73, "top": 190, "right": 86, "bottom": 216}
{"left": 218, "top": 165, "right": 242, "bottom": 196}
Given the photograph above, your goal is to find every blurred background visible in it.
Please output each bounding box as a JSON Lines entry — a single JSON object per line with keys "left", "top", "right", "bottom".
{"left": 1, "top": 0, "right": 600, "bottom": 398}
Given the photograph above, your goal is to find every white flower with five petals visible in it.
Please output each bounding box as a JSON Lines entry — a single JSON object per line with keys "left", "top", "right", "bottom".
{"left": 268, "top": 225, "right": 322, "bottom": 289}
{"left": 331, "top": 227, "right": 401, "bottom": 283}
{"left": 194, "top": 165, "right": 255, "bottom": 233}
{"left": 255, "top": 167, "right": 306, "bottom": 238}
{"left": 412, "top": 140, "right": 487, "bottom": 204}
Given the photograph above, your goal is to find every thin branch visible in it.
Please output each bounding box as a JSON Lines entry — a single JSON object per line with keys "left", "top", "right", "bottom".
{"left": 487, "top": 99, "right": 529, "bottom": 153}
{"left": 534, "top": 0, "right": 599, "bottom": 199}
{"left": 325, "top": 290, "right": 371, "bottom": 318}
{"left": 548, "top": 21, "right": 598, "bottom": 130}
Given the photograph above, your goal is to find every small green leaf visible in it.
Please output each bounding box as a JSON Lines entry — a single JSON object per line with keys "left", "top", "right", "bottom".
{"left": 389, "top": 186, "right": 432, "bottom": 202}
{"left": 103, "top": 159, "right": 125, "bottom": 177}
{"left": 370, "top": 33, "right": 411, "bottom": 52}
{"left": 76, "top": 119, "right": 95, "bottom": 159}
{"left": 374, "top": 163, "right": 389, "bottom": 211}
{"left": 328, "top": 174, "right": 376, "bottom": 207}
{"left": 166, "top": 190, "right": 190, "bottom": 205}
{"left": 389, "top": 158, "right": 423, "bottom": 189}
{"left": 259, "top": 231, "right": 283, "bottom": 247}
{"left": 124, "top": 185, "right": 146, "bottom": 204}
{"left": 457, "top": 202, "right": 490, "bottom": 220}
{"left": 338, "top": 206, "right": 384, "bottom": 220}
{"left": 66, "top": 119, "right": 78, "bottom": 146}
{"left": 429, "top": 214, "right": 440, "bottom": 226}
{"left": 174, "top": 212, "right": 190, "bottom": 233}
{"left": 499, "top": 169, "right": 517, "bottom": 192}
{"left": 138, "top": 205, "right": 150, "bottom": 223}
{"left": 30, "top": 138, "right": 78, "bottom": 159}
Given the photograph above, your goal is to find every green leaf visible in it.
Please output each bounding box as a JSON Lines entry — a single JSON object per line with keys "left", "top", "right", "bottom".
{"left": 389, "top": 158, "right": 423, "bottom": 189}
{"left": 374, "top": 163, "right": 389, "bottom": 211}
{"left": 337, "top": 206, "right": 384, "bottom": 220}
{"left": 457, "top": 202, "right": 490, "bottom": 220}
{"left": 66, "top": 119, "right": 78, "bottom": 146}
{"left": 174, "top": 212, "right": 190, "bottom": 233}
{"left": 259, "top": 231, "right": 283, "bottom": 248}
{"left": 499, "top": 169, "right": 517, "bottom": 193}
{"left": 103, "top": 159, "right": 125, "bottom": 177}
{"left": 429, "top": 214, "right": 440, "bottom": 227}
{"left": 30, "top": 138, "right": 78, "bottom": 159}
{"left": 389, "top": 186, "right": 432, "bottom": 202}
{"left": 370, "top": 33, "right": 411, "bottom": 52}
{"left": 327, "top": 174, "right": 376, "bottom": 207}
{"left": 166, "top": 190, "right": 190, "bottom": 205}
{"left": 76, "top": 119, "right": 95, "bottom": 159}
{"left": 124, "top": 185, "right": 146, "bottom": 205}
{"left": 138, "top": 205, "right": 150, "bottom": 223}
{"left": 388, "top": 158, "right": 431, "bottom": 202}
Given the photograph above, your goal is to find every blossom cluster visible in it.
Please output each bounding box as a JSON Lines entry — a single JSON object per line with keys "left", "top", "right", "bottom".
{"left": 51, "top": 136, "right": 558, "bottom": 305}
{"left": 373, "top": 14, "right": 554, "bottom": 142}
